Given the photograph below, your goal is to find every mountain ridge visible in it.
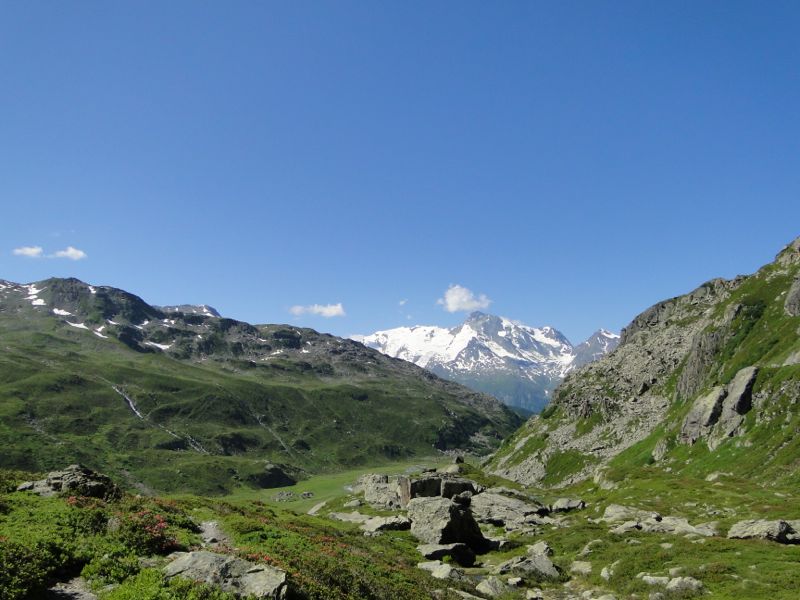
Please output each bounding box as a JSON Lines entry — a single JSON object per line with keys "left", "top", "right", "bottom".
{"left": 488, "top": 236, "right": 800, "bottom": 489}
{"left": 355, "top": 312, "right": 619, "bottom": 412}
{"left": 0, "top": 277, "right": 522, "bottom": 494}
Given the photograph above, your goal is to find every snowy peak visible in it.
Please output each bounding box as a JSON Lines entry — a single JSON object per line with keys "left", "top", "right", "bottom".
{"left": 355, "top": 314, "right": 618, "bottom": 413}
{"left": 572, "top": 329, "right": 621, "bottom": 368}
{"left": 159, "top": 304, "right": 221, "bottom": 318}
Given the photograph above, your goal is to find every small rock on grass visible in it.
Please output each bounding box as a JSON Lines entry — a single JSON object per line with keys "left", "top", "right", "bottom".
{"left": 570, "top": 560, "right": 592, "bottom": 575}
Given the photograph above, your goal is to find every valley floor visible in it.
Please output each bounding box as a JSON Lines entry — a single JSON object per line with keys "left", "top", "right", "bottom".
{"left": 1, "top": 460, "right": 798, "bottom": 600}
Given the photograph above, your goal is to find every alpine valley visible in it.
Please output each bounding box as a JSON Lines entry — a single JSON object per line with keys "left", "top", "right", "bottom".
{"left": 2, "top": 237, "right": 800, "bottom": 600}
{"left": 355, "top": 313, "right": 619, "bottom": 413}
{"left": 0, "top": 277, "right": 521, "bottom": 495}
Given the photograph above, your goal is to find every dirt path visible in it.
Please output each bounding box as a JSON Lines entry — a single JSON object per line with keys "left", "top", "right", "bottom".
{"left": 200, "top": 520, "right": 233, "bottom": 549}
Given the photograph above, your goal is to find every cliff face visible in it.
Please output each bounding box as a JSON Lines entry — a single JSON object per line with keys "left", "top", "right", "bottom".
{"left": 488, "top": 238, "right": 800, "bottom": 488}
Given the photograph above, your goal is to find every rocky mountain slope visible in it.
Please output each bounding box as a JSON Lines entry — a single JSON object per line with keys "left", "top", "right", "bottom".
{"left": 489, "top": 237, "right": 800, "bottom": 489}
{"left": 356, "top": 312, "right": 619, "bottom": 413}
{"left": 0, "top": 278, "right": 521, "bottom": 494}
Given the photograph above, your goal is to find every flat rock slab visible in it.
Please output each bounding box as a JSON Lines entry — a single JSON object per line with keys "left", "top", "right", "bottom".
{"left": 164, "top": 550, "right": 287, "bottom": 599}
{"left": 728, "top": 519, "right": 800, "bottom": 544}
{"left": 329, "top": 511, "right": 371, "bottom": 524}
{"left": 493, "top": 553, "right": 560, "bottom": 581}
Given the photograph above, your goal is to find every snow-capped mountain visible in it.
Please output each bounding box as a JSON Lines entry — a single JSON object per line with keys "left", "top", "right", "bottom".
{"left": 354, "top": 312, "right": 619, "bottom": 413}
{"left": 572, "top": 328, "right": 621, "bottom": 368}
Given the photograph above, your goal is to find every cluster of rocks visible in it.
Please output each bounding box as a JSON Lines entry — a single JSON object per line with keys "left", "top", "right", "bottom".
{"left": 343, "top": 468, "right": 588, "bottom": 597}
{"left": 600, "top": 504, "right": 717, "bottom": 538}
{"left": 163, "top": 550, "right": 288, "bottom": 599}
{"left": 16, "top": 464, "right": 120, "bottom": 500}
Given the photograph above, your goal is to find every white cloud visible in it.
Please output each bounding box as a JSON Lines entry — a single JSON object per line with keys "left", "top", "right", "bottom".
{"left": 52, "top": 246, "right": 87, "bottom": 260}
{"left": 12, "top": 246, "right": 44, "bottom": 258}
{"left": 289, "top": 303, "right": 346, "bottom": 318}
{"left": 437, "top": 284, "right": 491, "bottom": 313}
{"left": 398, "top": 299, "right": 408, "bottom": 306}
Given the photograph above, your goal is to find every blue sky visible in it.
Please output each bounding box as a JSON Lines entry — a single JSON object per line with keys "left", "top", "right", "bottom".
{"left": 2, "top": 2, "right": 799, "bottom": 344}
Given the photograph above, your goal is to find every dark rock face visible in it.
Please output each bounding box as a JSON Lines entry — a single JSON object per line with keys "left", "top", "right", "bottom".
{"left": 245, "top": 464, "right": 296, "bottom": 489}
{"left": 785, "top": 275, "right": 800, "bottom": 317}
{"left": 16, "top": 464, "right": 120, "bottom": 500}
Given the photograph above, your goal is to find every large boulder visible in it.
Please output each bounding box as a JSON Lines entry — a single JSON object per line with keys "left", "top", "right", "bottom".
{"left": 709, "top": 366, "right": 758, "bottom": 449}
{"left": 16, "top": 464, "right": 120, "bottom": 500}
{"left": 727, "top": 519, "right": 800, "bottom": 544}
{"left": 493, "top": 553, "right": 560, "bottom": 580}
{"left": 549, "top": 498, "right": 585, "bottom": 513}
{"left": 407, "top": 497, "right": 490, "bottom": 552}
{"left": 680, "top": 387, "right": 726, "bottom": 444}
{"left": 470, "top": 491, "right": 547, "bottom": 530}
{"left": 164, "top": 551, "right": 287, "bottom": 598}
{"left": 355, "top": 474, "right": 402, "bottom": 509}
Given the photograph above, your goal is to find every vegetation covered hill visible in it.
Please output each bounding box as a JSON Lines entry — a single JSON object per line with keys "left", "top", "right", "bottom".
{"left": 0, "top": 278, "right": 521, "bottom": 495}
{"left": 489, "top": 236, "right": 800, "bottom": 489}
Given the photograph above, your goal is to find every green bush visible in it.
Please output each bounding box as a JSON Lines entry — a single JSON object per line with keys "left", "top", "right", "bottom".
{"left": 100, "top": 568, "right": 237, "bottom": 600}
{"left": 0, "top": 539, "right": 74, "bottom": 600}
{"left": 81, "top": 544, "right": 140, "bottom": 585}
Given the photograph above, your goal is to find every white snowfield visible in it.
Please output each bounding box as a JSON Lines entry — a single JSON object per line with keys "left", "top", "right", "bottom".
{"left": 355, "top": 313, "right": 619, "bottom": 380}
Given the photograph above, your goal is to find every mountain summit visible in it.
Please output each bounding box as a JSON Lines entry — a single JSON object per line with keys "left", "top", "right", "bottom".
{"left": 355, "top": 312, "right": 618, "bottom": 413}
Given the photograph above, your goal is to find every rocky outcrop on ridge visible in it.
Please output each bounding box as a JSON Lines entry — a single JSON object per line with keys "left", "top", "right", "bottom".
{"left": 488, "top": 236, "right": 800, "bottom": 488}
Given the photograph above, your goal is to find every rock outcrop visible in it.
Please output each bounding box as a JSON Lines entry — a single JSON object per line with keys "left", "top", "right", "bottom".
{"left": 164, "top": 551, "right": 288, "bottom": 598}
{"left": 16, "top": 464, "right": 120, "bottom": 500}
{"left": 406, "top": 497, "right": 490, "bottom": 552}
{"left": 727, "top": 519, "right": 800, "bottom": 544}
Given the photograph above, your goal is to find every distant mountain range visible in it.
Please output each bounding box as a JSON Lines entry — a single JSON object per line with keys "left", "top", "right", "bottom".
{"left": 354, "top": 312, "right": 619, "bottom": 413}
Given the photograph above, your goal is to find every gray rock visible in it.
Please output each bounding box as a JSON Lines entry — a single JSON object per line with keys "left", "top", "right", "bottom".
{"left": 666, "top": 576, "right": 704, "bottom": 592}
{"left": 416, "top": 560, "right": 463, "bottom": 580}
{"left": 680, "top": 386, "right": 727, "bottom": 444}
{"left": 417, "top": 543, "right": 476, "bottom": 567}
{"left": 356, "top": 474, "right": 402, "bottom": 509}
{"left": 550, "top": 497, "right": 586, "bottom": 513}
{"left": 164, "top": 551, "right": 287, "bottom": 598}
{"left": 475, "top": 576, "right": 508, "bottom": 597}
{"left": 604, "top": 505, "right": 715, "bottom": 537}
{"left": 342, "top": 498, "right": 361, "bottom": 509}
{"left": 360, "top": 515, "right": 411, "bottom": 533}
{"left": 329, "top": 511, "right": 371, "bottom": 524}
{"left": 727, "top": 519, "right": 800, "bottom": 544}
{"left": 641, "top": 575, "right": 669, "bottom": 586}
{"left": 570, "top": 560, "right": 592, "bottom": 575}
{"left": 709, "top": 366, "right": 758, "bottom": 448}
{"left": 16, "top": 464, "right": 120, "bottom": 500}
{"left": 493, "top": 553, "right": 560, "bottom": 580}
{"left": 470, "top": 491, "right": 546, "bottom": 530}
{"left": 407, "top": 497, "right": 489, "bottom": 551}
{"left": 528, "top": 540, "right": 553, "bottom": 556}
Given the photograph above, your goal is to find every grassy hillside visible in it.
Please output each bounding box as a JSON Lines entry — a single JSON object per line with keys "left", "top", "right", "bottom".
{"left": 0, "top": 278, "right": 521, "bottom": 494}
{"left": 489, "top": 237, "right": 800, "bottom": 488}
